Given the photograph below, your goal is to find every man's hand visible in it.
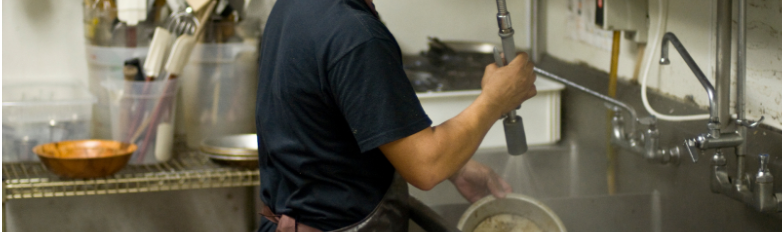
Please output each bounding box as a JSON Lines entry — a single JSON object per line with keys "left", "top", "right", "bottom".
{"left": 380, "top": 53, "right": 535, "bottom": 191}
{"left": 480, "top": 52, "right": 537, "bottom": 117}
{"left": 449, "top": 160, "right": 512, "bottom": 203}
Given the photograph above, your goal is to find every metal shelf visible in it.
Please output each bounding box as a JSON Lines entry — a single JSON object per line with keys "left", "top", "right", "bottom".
{"left": 2, "top": 151, "right": 259, "bottom": 200}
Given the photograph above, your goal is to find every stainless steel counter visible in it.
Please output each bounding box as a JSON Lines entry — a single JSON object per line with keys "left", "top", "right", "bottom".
{"left": 410, "top": 55, "right": 782, "bottom": 231}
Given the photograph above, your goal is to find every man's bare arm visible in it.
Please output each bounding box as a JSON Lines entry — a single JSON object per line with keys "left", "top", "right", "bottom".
{"left": 379, "top": 53, "right": 537, "bottom": 190}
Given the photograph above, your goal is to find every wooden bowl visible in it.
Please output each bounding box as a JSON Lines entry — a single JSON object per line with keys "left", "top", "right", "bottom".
{"left": 33, "top": 140, "right": 137, "bottom": 179}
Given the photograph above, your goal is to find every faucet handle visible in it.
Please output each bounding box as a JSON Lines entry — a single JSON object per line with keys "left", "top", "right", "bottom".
{"left": 759, "top": 154, "right": 770, "bottom": 172}
{"left": 757, "top": 154, "right": 773, "bottom": 183}
{"left": 639, "top": 117, "right": 657, "bottom": 128}
{"left": 684, "top": 138, "right": 701, "bottom": 163}
{"left": 737, "top": 116, "right": 765, "bottom": 128}
{"left": 659, "top": 57, "right": 670, "bottom": 64}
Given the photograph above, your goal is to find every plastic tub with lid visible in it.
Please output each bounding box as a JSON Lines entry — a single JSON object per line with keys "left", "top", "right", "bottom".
{"left": 2, "top": 84, "right": 96, "bottom": 162}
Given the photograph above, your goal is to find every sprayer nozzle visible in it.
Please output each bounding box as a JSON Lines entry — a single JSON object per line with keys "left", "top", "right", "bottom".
{"left": 504, "top": 115, "right": 528, "bottom": 155}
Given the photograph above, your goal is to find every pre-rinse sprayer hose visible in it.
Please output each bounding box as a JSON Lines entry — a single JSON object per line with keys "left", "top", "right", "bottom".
{"left": 640, "top": 0, "right": 710, "bottom": 121}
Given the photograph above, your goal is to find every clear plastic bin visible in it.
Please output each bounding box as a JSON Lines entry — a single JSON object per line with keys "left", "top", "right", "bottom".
{"left": 177, "top": 43, "right": 258, "bottom": 148}
{"left": 105, "top": 79, "right": 178, "bottom": 164}
{"left": 86, "top": 45, "right": 149, "bottom": 139}
{"left": 2, "top": 84, "right": 96, "bottom": 162}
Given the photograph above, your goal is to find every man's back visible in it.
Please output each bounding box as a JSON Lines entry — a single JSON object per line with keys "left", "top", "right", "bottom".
{"left": 256, "top": 0, "right": 431, "bottom": 230}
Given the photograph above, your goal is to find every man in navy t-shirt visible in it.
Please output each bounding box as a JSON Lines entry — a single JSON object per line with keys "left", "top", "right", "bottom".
{"left": 255, "top": 0, "right": 537, "bottom": 231}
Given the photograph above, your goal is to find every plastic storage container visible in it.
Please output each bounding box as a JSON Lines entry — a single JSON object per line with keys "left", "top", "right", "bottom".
{"left": 86, "top": 46, "right": 149, "bottom": 139}
{"left": 2, "top": 84, "right": 96, "bottom": 162}
{"left": 105, "top": 79, "right": 178, "bottom": 164}
{"left": 83, "top": 1, "right": 159, "bottom": 139}
{"left": 177, "top": 43, "right": 258, "bottom": 148}
{"left": 417, "top": 77, "right": 565, "bottom": 149}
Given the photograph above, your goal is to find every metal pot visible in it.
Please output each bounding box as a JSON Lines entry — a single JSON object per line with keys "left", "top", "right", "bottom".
{"left": 457, "top": 193, "right": 567, "bottom": 232}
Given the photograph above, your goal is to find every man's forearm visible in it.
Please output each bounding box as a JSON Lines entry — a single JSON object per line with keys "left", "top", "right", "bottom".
{"left": 380, "top": 93, "right": 503, "bottom": 190}
{"left": 429, "top": 94, "right": 502, "bottom": 179}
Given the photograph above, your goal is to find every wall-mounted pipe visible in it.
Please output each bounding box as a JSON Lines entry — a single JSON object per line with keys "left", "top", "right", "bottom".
{"left": 715, "top": 0, "right": 732, "bottom": 129}
{"left": 735, "top": 0, "right": 749, "bottom": 187}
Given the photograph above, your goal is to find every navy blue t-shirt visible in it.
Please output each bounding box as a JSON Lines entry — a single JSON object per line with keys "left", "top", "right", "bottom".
{"left": 255, "top": 0, "right": 431, "bottom": 230}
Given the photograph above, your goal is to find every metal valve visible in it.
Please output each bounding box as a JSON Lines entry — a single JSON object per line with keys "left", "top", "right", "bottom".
{"left": 757, "top": 154, "right": 773, "bottom": 183}
{"left": 684, "top": 137, "right": 702, "bottom": 163}
{"left": 737, "top": 116, "right": 765, "bottom": 128}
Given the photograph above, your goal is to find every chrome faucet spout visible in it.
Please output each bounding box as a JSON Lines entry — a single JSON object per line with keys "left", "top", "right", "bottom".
{"left": 534, "top": 67, "right": 639, "bottom": 132}
{"left": 660, "top": 32, "right": 719, "bottom": 124}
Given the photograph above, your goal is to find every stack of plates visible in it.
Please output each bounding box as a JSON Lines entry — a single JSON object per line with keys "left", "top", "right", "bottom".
{"left": 200, "top": 134, "right": 259, "bottom": 168}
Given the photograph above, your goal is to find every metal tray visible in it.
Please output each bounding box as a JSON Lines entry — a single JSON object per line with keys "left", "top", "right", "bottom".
{"left": 200, "top": 134, "right": 258, "bottom": 157}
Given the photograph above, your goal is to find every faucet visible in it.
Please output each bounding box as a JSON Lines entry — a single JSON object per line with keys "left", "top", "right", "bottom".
{"left": 606, "top": 106, "right": 679, "bottom": 165}
{"left": 660, "top": 18, "right": 779, "bottom": 211}
{"left": 533, "top": 68, "right": 680, "bottom": 165}
{"left": 659, "top": 33, "right": 744, "bottom": 161}
{"left": 659, "top": 32, "right": 719, "bottom": 127}
{"left": 659, "top": 32, "right": 758, "bottom": 162}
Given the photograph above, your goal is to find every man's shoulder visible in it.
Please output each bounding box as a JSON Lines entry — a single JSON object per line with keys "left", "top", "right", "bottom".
{"left": 266, "top": 0, "right": 398, "bottom": 66}
{"left": 319, "top": 4, "right": 397, "bottom": 66}
{"left": 323, "top": 3, "right": 395, "bottom": 45}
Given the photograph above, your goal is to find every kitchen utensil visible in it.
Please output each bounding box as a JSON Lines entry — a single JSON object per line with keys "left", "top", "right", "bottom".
{"left": 141, "top": 1, "right": 201, "bottom": 80}
{"left": 165, "top": 0, "right": 217, "bottom": 76}
{"left": 130, "top": 0, "right": 217, "bottom": 159}
{"left": 124, "top": 58, "right": 146, "bottom": 81}
{"left": 144, "top": 27, "right": 173, "bottom": 80}
{"left": 186, "top": 0, "right": 211, "bottom": 12}
{"left": 104, "top": 78, "right": 178, "bottom": 164}
{"left": 457, "top": 193, "right": 567, "bottom": 232}
{"left": 167, "top": 10, "right": 200, "bottom": 37}
{"left": 166, "top": 0, "right": 187, "bottom": 13}
{"left": 33, "top": 140, "right": 137, "bottom": 178}
{"left": 200, "top": 134, "right": 259, "bottom": 168}
{"left": 203, "top": 153, "right": 258, "bottom": 168}
{"left": 200, "top": 134, "right": 258, "bottom": 155}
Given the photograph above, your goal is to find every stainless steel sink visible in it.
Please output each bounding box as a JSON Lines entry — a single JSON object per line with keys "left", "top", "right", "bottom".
{"left": 408, "top": 146, "right": 659, "bottom": 232}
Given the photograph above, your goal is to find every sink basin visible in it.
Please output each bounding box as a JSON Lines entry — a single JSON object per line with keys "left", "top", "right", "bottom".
{"left": 408, "top": 146, "right": 659, "bottom": 232}
{"left": 410, "top": 193, "right": 655, "bottom": 232}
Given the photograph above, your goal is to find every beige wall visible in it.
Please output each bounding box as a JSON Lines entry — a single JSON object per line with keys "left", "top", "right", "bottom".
{"left": 375, "top": 0, "right": 532, "bottom": 55}
{"left": 546, "top": 0, "right": 781, "bottom": 130}
{"left": 377, "top": 0, "right": 782, "bottom": 130}
{"left": 2, "top": 0, "right": 89, "bottom": 86}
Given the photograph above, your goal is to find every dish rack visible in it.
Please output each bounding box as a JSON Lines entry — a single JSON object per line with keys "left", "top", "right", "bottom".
{"left": 2, "top": 139, "right": 259, "bottom": 201}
